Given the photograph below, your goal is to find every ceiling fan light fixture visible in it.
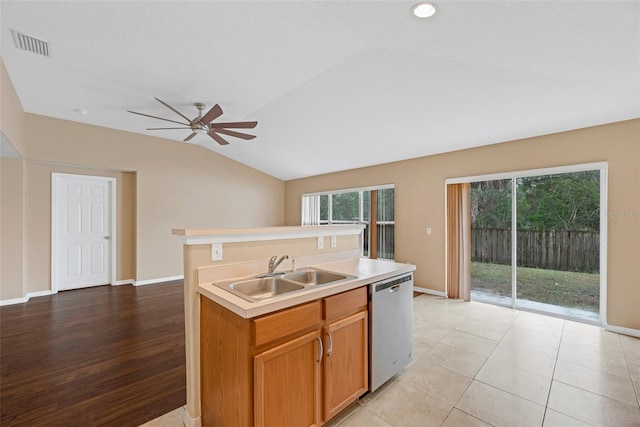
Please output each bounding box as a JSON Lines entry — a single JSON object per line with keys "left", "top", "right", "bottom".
{"left": 412, "top": 2, "right": 437, "bottom": 18}
{"left": 193, "top": 127, "right": 209, "bottom": 135}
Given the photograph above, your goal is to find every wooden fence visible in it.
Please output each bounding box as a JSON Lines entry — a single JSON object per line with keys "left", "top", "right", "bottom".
{"left": 471, "top": 228, "right": 600, "bottom": 273}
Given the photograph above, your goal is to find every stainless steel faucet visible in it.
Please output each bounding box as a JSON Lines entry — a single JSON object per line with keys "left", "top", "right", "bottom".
{"left": 268, "top": 255, "right": 289, "bottom": 275}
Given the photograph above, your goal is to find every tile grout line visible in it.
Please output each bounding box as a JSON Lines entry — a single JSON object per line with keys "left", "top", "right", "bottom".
{"left": 620, "top": 336, "right": 640, "bottom": 409}
{"left": 542, "top": 322, "right": 611, "bottom": 426}
{"left": 417, "top": 298, "right": 482, "bottom": 425}
{"left": 556, "top": 330, "right": 640, "bottom": 410}
{"left": 445, "top": 310, "right": 521, "bottom": 426}
{"left": 422, "top": 296, "right": 640, "bottom": 426}
{"left": 540, "top": 318, "right": 565, "bottom": 426}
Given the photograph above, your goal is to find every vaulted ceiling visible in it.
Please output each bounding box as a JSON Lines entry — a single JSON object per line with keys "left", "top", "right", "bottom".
{"left": 2, "top": 1, "right": 638, "bottom": 180}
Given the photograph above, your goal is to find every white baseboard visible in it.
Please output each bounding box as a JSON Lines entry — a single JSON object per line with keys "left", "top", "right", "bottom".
{"left": 134, "top": 275, "right": 184, "bottom": 286}
{"left": 413, "top": 286, "right": 447, "bottom": 297}
{"left": 27, "top": 290, "right": 56, "bottom": 299}
{"left": 0, "top": 290, "right": 58, "bottom": 306}
{"left": 605, "top": 323, "right": 640, "bottom": 338}
{"left": 183, "top": 406, "right": 201, "bottom": 427}
{"left": 0, "top": 296, "right": 28, "bottom": 306}
{"left": 0, "top": 278, "right": 182, "bottom": 306}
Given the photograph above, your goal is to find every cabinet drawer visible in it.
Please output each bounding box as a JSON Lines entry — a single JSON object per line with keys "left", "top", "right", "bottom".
{"left": 324, "top": 286, "right": 367, "bottom": 321}
{"left": 253, "top": 301, "right": 321, "bottom": 347}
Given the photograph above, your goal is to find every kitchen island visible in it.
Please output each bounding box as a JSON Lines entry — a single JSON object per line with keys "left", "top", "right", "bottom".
{"left": 173, "top": 226, "right": 415, "bottom": 427}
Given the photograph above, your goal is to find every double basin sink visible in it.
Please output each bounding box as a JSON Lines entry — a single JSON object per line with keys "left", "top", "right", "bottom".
{"left": 214, "top": 267, "right": 355, "bottom": 303}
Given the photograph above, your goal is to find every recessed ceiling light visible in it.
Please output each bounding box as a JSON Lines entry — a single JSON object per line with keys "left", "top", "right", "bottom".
{"left": 74, "top": 108, "right": 89, "bottom": 115}
{"left": 412, "top": 2, "right": 437, "bottom": 18}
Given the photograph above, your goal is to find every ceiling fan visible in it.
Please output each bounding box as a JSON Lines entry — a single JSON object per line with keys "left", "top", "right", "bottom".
{"left": 127, "top": 97, "right": 257, "bottom": 145}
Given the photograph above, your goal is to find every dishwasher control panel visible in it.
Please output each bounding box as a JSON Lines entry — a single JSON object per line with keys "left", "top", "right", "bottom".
{"left": 374, "top": 274, "right": 412, "bottom": 293}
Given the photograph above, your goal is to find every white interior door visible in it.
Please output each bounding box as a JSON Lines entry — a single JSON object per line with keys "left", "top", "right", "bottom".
{"left": 53, "top": 174, "right": 115, "bottom": 291}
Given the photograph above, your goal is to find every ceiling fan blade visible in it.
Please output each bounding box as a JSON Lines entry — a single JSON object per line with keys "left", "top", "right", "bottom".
{"left": 127, "top": 110, "right": 189, "bottom": 126}
{"left": 208, "top": 131, "right": 230, "bottom": 145}
{"left": 200, "top": 104, "right": 223, "bottom": 125}
{"left": 154, "top": 97, "right": 193, "bottom": 123}
{"left": 210, "top": 121, "right": 258, "bottom": 129}
{"left": 147, "top": 127, "right": 194, "bottom": 130}
{"left": 214, "top": 128, "right": 256, "bottom": 140}
{"left": 184, "top": 133, "right": 197, "bottom": 142}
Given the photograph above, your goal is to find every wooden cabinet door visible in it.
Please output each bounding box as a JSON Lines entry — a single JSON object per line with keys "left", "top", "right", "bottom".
{"left": 323, "top": 310, "right": 368, "bottom": 421}
{"left": 254, "top": 330, "right": 322, "bottom": 427}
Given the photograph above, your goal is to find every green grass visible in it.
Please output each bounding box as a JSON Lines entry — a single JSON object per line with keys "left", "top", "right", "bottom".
{"left": 472, "top": 262, "right": 600, "bottom": 312}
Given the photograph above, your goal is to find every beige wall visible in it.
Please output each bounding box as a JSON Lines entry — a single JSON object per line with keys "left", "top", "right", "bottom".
{"left": 23, "top": 114, "right": 284, "bottom": 290}
{"left": 0, "top": 60, "right": 26, "bottom": 301}
{"left": 1, "top": 158, "right": 24, "bottom": 300}
{"left": 284, "top": 119, "right": 640, "bottom": 330}
{"left": 189, "top": 235, "right": 359, "bottom": 272}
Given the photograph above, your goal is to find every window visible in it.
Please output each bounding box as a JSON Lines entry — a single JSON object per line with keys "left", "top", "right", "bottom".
{"left": 302, "top": 185, "right": 394, "bottom": 260}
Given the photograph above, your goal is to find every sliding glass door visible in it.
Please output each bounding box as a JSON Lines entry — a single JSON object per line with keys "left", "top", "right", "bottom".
{"left": 466, "top": 166, "right": 603, "bottom": 323}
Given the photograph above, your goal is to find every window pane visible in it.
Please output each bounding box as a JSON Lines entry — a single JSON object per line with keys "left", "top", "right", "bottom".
{"left": 377, "top": 188, "right": 394, "bottom": 221}
{"left": 376, "top": 188, "right": 395, "bottom": 260}
{"left": 470, "top": 179, "right": 513, "bottom": 305}
{"left": 362, "top": 191, "right": 370, "bottom": 221}
{"left": 515, "top": 171, "right": 600, "bottom": 322}
{"left": 331, "top": 192, "right": 359, "bottom": 222}
{"left": 319, "top": 195, "right": 329, "bottom": 222}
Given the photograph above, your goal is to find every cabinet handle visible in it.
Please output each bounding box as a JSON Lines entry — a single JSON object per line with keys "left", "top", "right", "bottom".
{"left": 316, "top": 337, "right": 323, "bottom": 363}
{"left": 327, "top": 333, "right": 333, "bottom": 357}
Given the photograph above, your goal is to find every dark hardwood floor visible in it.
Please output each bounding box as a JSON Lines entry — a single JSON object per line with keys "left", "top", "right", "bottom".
{"left": 0, "top": 281, "right": 186, "bottom": 426}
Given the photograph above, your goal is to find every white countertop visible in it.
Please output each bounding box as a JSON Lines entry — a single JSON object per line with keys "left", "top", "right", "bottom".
{"left": 198, "top": 257, "right": 416, "bottom": 318}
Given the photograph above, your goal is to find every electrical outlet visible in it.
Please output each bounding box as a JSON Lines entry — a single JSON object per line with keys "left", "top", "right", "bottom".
{"left": 317, "top": 236, "right": 324, "bottom": 250}
{"left": 427, "top": 227, "right": 432, "bottom": 235}
{"left": 211, "top": 243, "right": 223, "bottom": 261}
{"left": 331, "top": 235, "right": 337, "bottom": 248}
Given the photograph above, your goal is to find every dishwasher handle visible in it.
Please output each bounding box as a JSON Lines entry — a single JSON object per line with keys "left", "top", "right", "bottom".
{"left": 388, "top": 284, "right": 400, "bottom": 293}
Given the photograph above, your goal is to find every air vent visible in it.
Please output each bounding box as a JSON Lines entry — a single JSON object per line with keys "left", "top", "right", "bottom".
{"left": 11, "top": 29, "right": 50, "bottom": 57}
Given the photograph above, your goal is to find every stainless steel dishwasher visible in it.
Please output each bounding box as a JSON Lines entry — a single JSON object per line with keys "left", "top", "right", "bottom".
{"left": 369, "top": 272, "right": 414, "bottom": 391}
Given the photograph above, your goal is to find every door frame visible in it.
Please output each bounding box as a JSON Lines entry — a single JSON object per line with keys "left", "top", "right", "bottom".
{"left": 445, "top": 161, "right": 608, "bottom": 325}
{"left": 51, "top": 173, "right": 117, "bottom": 293}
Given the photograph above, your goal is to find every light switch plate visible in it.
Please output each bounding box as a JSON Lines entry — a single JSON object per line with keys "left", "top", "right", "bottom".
{"left": 427, "top": 227, "right": 432, "bottom": 235}
{"left": 317, "top": 236, "right": 324, "bottom": 250}
{"left": 211, "top": 243, "right": 223, "bottom": 261}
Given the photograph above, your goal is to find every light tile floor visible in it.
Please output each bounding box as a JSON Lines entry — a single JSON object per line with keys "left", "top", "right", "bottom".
{"left": 141, "top": 295, "right": 640, "bottom": 427}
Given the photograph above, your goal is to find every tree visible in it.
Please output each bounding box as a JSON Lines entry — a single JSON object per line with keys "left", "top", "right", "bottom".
{"left": 470, "top": 179, "right": 512, "bottom": 229}
{"left": 517, "top": 171, "right": 599, "bottom": 231}
{"left": 331, "top": 192, "right": 359, "bottom": 221}
{"left": 470, "top": 171, "right": 600, "bottom": 231}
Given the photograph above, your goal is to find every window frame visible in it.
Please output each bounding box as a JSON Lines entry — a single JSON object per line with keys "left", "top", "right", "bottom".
{"left": 301, "top": 184, "right": 395, "bottom": 260}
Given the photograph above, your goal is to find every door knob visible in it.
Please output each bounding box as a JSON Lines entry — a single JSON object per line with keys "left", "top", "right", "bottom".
{"left": 104, "top": 236, "right": 111, "bottom": 240}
